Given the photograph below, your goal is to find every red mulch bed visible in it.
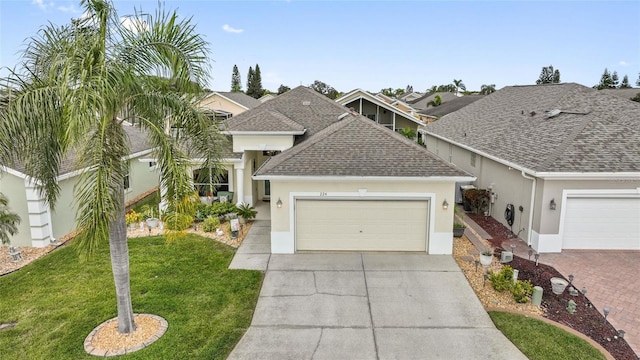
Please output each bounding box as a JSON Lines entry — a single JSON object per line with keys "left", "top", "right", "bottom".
{"left": 469, "top": 213, "right": 637, "bottom": 360}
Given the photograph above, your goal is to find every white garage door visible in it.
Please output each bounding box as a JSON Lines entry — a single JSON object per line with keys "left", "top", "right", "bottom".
{"left": 295, "top": 199, "right": 429, "bottom": 251}
{"left": 563, "top": 197, "right": 640, "bottom": 250}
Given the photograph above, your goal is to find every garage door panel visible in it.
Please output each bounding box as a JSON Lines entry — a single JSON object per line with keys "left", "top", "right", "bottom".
{"left": 296, "top": 200, "right": 428, "bottom": 252}
{"left": 563, "top": 197, "right": 640, "bottom": 250}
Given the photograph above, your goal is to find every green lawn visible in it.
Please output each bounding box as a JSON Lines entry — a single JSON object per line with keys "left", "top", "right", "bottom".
{"left": 0, "top": 235, "right": 263, "bottom": 359}
{"left": 489, "top": 311, "right": 606, "bottom": 360}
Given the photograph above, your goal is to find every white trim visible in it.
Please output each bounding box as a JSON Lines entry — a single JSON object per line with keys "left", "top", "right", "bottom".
{"left": 238, "top": 145, "right": 291, "bottom": 152}
{"left": 56, "top": 149, "right": 154, "bottom": 181}
{"left": 253, "top": 175, "right": 476, "bottom": 182}
{"left": 421, "top": 131, "right": 538, "bottom": 176}
{"left": 337, "top": 89, "right": 423, "bottom": 126}
{"left": 421, "top": 131, "right": 640, "bottom": 180}
{"left": 278, "top": 191, "right": 436, "bottom": 254}
{"left": 0, "top": 166, "right": 27, "bottom": 179}
{"left": 224, "top": 130, "right": 306, "bottom": 135}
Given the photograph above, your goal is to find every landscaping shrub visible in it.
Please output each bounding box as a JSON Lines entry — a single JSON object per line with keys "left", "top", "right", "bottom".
{"left": 489, "top": 265, "right": 514, "bottom": 292}
{"left": 202, "top": 216, "right": 221, "bottom": 232}
{"left": 210, "top": 202, "right": 238, "bottom": 217}
{"left": 489, "top": 265, "right": 533, "bottom": 303}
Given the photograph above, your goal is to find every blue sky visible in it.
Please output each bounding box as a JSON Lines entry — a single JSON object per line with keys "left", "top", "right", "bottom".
{"left": 1, "top": 0, "right": 639, "bottom": 93}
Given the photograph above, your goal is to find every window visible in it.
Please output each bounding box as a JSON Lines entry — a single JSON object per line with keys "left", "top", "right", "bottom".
{"left": 149, "top": 161, "right": 157, "bottom": 170}
{"left": 366, "top": 114, "right": 376, "bottom": 121}
{"left": 193, "top": 167, "right": 229, "bottom": 196}
{"left": 124, "top": 162, "right": 131, "bottom": 191}
{"left": 470, "top": 153, "right": 476, "bottom": 167}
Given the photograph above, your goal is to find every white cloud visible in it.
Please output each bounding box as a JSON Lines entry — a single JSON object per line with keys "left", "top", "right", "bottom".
{"left": 121, "top": 16, "right": 149, "bottom": 33}
{"left": 57, "top": 4, "right": 80, "bottom": 14}
{"left": 222, "top": 24, "right": 244, "bottom": 34}
{"left": 32, "top": 0, "right": 54, "bottom": 11}
{"left": 619, "top": 60, "right": 629, "bottom": 66}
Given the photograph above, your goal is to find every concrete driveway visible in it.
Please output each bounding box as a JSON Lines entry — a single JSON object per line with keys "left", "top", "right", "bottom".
{"left": 228, "top": 253, "right": 526, "bottom": 360}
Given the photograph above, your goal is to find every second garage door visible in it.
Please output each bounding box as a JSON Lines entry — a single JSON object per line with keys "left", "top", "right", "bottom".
{"left": 562, "top": 197, "right": 640, "bottom": 250}
{"left": 295, "top": 199, "right": 429, "bottom": 251}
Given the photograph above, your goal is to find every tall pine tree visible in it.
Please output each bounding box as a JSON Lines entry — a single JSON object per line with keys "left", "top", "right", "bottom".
{"left": 246, "top": 66, "right": 255, "bottom": 95}
{"left": 619, "top": 75, "right": 631, "bottom": 89}
{"left": 246, "top": 64, "right": 264, "bottom": 98}
{"left": 231, "top": 65, "right": 242, "bottom": 92}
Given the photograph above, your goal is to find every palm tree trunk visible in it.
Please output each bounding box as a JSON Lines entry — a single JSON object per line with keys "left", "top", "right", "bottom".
{"left": 109, "top": 190, "right": 136, "bottom": 333}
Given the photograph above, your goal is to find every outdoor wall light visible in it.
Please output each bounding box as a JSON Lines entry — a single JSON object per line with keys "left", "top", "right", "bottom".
{"left": 549, "top": 198, "right": 556, "bottom": 210}
{"left": 276, "top": 198, "right": 283, "bottom": 208}
{"left": 603, "top": 307, "right": 611, "bottom": 322}
{"left": 442, "top": 199, "right": 449, "bottom": 210}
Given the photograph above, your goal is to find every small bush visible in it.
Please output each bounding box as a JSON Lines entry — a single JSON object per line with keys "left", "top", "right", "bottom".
{"left": 210, "top": 202, "right": 238, "bottom": 217}
{"left": 512, "top": 280, "right": 534, "bottom": 303}
{"left": 489, "top": 265, "right": 514, "bottom": 292}
{"left": 202, "top": 217, "right": 221, "bottom": 232}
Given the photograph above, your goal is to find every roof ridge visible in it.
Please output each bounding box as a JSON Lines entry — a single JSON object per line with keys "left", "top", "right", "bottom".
{"left": 259, "top": 115, "right": 357, "bottom": 171}
{"left": 267, "top": 110, "right": 305, "bottom": 131}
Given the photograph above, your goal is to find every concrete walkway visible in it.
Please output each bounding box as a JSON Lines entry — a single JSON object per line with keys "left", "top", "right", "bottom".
{"left": 228, "top": 223, "right": 527, "bottom": 359}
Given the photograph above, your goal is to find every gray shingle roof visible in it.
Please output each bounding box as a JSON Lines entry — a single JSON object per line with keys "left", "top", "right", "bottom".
{"left": 424, "top": 83, "right": 640, "bottom": 173}
{"left": 255, "top": 114, "right": 470, "bottom": 178}
{"left": 600, "top": 88, "right": 640, "bottom": 101}
{"left": 225, "top": 109, "right": 305, "bottom": 133}
{"left": 419, "top": 95, "right": 484, "bottom": 118}
{"left": 214, "top": 91, "right": 262, "bottom": 109}
{"left": 409, "top": 92, "right": 459, "bottom": 110}
{"left": 225, "top": 86, "right": 349, "bottom": 143}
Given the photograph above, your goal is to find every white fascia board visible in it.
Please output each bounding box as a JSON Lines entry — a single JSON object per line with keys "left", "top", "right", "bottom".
{"left": 210, "top": 92, "right": 250, "bottom": 110}
{"left": 251, "top": 175, "right": 476, "bottom": 182}
{"left": 339, "top": 92, "right": 424, "bottom": 126}
{"left": 0, "top": 166, "right": 27, "bottom": 179}
{"left": 536, "top": 172, "right": 640, "bottom": 180}
{"left": 124, "top": 149, "right": 154, "bottom": 161}
{"left": 189, "top": 157, "right": 242, "bottom": 165}
{"left": 421, "top": 131, "right": 538, "bottom": 176}
{"left": 224, "top": 130, "right": 306, "bottom": 136}
{"left": 56, "top": 149, "right": 155, "bottom": 181}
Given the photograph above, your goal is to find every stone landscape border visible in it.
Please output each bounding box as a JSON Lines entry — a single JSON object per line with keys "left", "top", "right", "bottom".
{"left": 84, "top": 314, "right": 168, "bottom": 357}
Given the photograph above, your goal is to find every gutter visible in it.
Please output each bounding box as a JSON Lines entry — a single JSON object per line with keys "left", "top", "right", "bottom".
{"left": 520, "top": 170, "right": 536, "bottom": 246}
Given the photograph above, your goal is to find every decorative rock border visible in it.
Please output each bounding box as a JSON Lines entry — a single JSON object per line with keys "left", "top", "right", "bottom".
{"left": 84, "top": 314, "right": 168, "bottom": 357}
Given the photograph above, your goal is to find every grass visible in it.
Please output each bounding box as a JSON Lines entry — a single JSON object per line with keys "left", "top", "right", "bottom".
{"left": 0, "top": 234, "right": 263, "bottom": 359}
{"left": 489, "top": 311, "right": 606, "bottom": 360}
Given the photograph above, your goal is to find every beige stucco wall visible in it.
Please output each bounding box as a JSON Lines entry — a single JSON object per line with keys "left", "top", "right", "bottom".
{"left": 231, "top": 134, "right": 294, "bottom": 152}
{"left": 394, "top": 116, "right": 419, "bottom": 132}
{"left": 50, "top": 177, "right": 80, "bottom": 241}
{"left": 270, "top": 180, "right": 455, "bottom": 233}
{"left": 199, "top": 94, "right": 248, "bottom": 116}
{"left": 0, "top": 172, "right": 31, "bottom": 246}
{"left": 537, "top": 178, "right": 640, "bottom": 234}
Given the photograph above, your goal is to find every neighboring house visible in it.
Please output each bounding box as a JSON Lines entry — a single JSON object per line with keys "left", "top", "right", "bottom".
{"left": 198, "top": 91, "right": 262, "bottom": 120}
{"left": 206, "top": 86, "right": 473, "bottom": 254}
{"left": 0, "top": 125, "right": 160, "bottom": 247}
{"left": 418, "top": 95, "right": 485, "bottom": 123}
{"left": 336, "top": 89, "right": 425, "bottom": 134}
{"left": 408, "top": 92, "right": 459, "bottom": 111}
{"left": 397, "top": 91, "right": 424, "bottom": 103}
{"left": 258, "top": 93, "right": 277, "bottom": 103}
{"left": 421, "top": 83, "right": 640, "bottom": 253}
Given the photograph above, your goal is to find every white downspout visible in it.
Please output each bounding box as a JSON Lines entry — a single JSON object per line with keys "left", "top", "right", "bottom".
{"left": 521, "top": 170, "right": 536, "bottom": 246}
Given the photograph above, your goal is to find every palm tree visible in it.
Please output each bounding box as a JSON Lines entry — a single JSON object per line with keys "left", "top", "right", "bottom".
{"left": 453, "top": 79, "right": 466, "bottom": 95}
{"left": 480, "top": 84, "right": 496, "bottom": 95}
{"left": 427, "top": 94, "right": 442, "bottom": 107}
{"left": 0, "top": 0, "right": 223, "bottom": 334}
{"left": 0, "top": 193, "right": 20, "bottom": 245}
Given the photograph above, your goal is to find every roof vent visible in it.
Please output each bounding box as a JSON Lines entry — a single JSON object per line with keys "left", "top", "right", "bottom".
{"left": 529, "top": 111, "right": 536, "bottom": 117}
{"left": 546, "top": 109, "right": 562, "bottom": 118}
{"left": 302, "top": 100, "right": 311, "bottom": 106}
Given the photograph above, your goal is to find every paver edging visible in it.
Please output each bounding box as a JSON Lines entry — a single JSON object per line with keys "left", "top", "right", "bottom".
{"left": 84, "top": 313, "right": 168, "bottom": 357}
{"left": 485, "top": 307, "right": 615, "bottom": 360}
